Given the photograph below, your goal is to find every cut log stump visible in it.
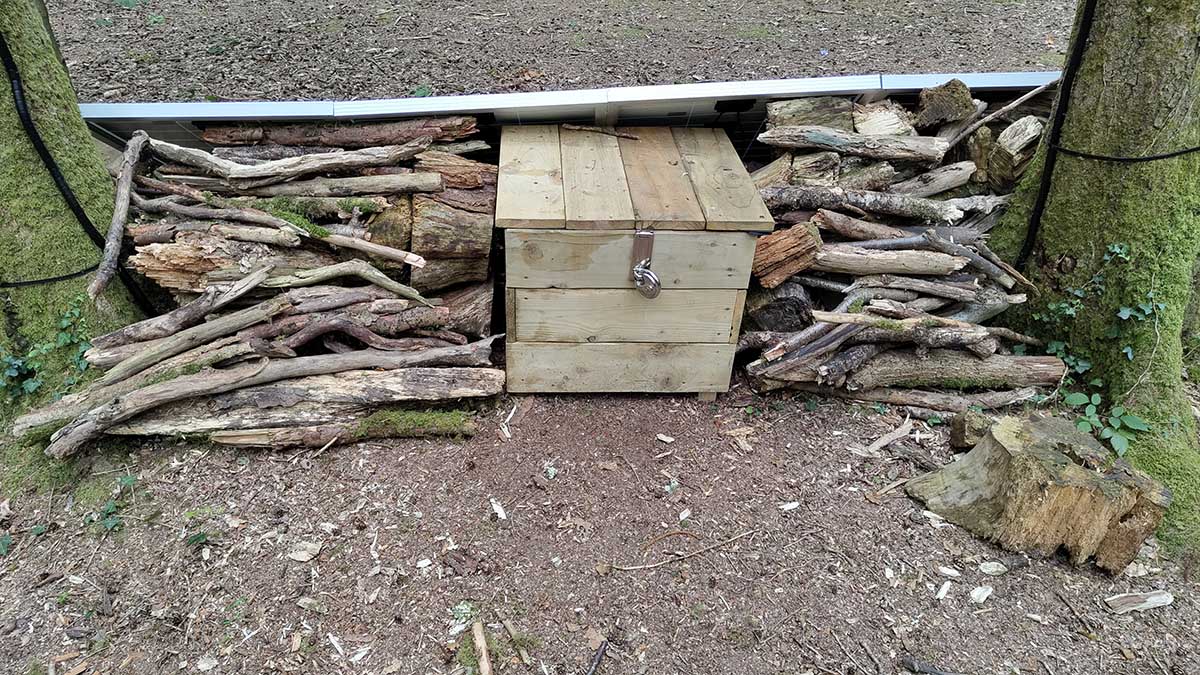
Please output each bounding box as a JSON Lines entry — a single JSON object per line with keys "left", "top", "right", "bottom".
{"left": 906, "top": 415, "right": 1170, "bottom": 574}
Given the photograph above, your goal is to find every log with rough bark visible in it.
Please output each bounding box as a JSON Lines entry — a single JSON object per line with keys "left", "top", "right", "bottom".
{"left": 131, "top": 189, "right": 306, "bottom": 236}
{"left": 846, "top": 274, "right": 978, "bottom": 302}
{"left": 935, "top": 99, "right": 987, "bottom": 140}
{"left": 259, "top": 259, "right": 431, "bottom": 305}
{"left": 44, "top": 336, "right": 500, "bottom": 458}
{"left": 921, "top": 230, "right": 1015, "bottom": 289}
{"left": 199, "top": 116, "right": 478, "bottom": 147}
{"left": 442, "top": 282, "right": 494, "bottom": 338}
{"left": 744, "top": 282, "right": 814, "bottom": 332}
{"left": 90, "top": 266, "right": 273, "bottom": 349}
{"left": 809, "top": 245, "right": 968, "bottom": 276}
{"left": 766, "top": 97, "right": 854, "bottom": 130}
{"left": 238, "top": 305, "right": 449, "bottom": 342}
{"left": 966, "top": 127, "right": 994, "bottom": 183}
{"left": 239, "top": 173, "right": 443, "bottom": 198}
{"left": 411, "top": 258, "right": 490, "bottom": 294}
{"left": 147, "top": 137, "right": 432, "bottom": 188}
{"left": 811, "top": 209, "right": 906, "bottom": 240}
{"left": 751, "top": 222, "right": 822, "bottom": 288}
{"left": 784, "top": 383, "right": 1040, "bottom": 412}
{"left": 852, "top": 100, "right": 916, "bottom": 136}
{"left": 906, "top": 416, "right": 1169, "bottom": 574}
{"left": 414, "top": 151, "right": 498, "bottom": 189}
{"left": 280, "top": 315, "right": 455, "bottom": 351}
{"left": 913, "top": 79, "right": 977, "bottom": 128}
{"left": 887, "top": 161, "right": 975, "bottom": 198}
{"left": 757, "top": 126, "right": 949, "bottom": 164}
{"left": 90, "top": 130, "right": 149, "bottom": 299}
{"left": 428, "top": 184, "right": 496, "bottom": 215}
{"left": 411, "top": 196, "right": 493, "bottom": 259}
{"left": 760, "top": 185, "right": 964, "bottom": 222}
{"left": 212, "top": 144, "right": 342, "bottom": 164}
{"left": 836, "top": 159, "right": 898, "bottom": 191}
{"left": 815, "top": 344, "right": 889, "bottom": 387}
{"left": 844, "top": 349, "right": 1066, "bottom": 391}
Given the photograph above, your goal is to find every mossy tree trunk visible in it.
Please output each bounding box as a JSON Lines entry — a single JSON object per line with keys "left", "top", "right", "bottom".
{"left": 990, "top": 0, "right": 1200, "bottom": 546}
{"left": 0, "top": 0, "right": 143, "bottom": 417}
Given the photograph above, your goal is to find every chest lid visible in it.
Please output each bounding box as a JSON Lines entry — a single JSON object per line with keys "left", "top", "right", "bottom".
{"left": 495, "top": 124, "right": 773, "bottom": 232}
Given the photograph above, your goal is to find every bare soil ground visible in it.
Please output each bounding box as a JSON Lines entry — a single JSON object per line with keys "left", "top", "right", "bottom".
{"left": 1, "top": 387, "right": 1196, "bottom": 675}
{"left": 47, "top": 0, "right": 1073, "bottom": 103}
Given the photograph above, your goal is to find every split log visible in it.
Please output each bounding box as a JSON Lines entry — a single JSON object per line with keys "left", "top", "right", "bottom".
{"left": 442, "top": 282, "right": 494, "bottom": 338}
{"left": 845, "top": 349, "right": 1066, "bottom": 391}
{"left": 45, "top": 337, "right": 500, "bottom": 458}
{"left": 90, "top": 130, "right": 149, "bottom": 299}
{"left": 847, "top": 274, "right": 978, "bottom": 302}
{"left": 211, "top": 144, "right": 342, "bottom": 164}
{"left": 90, "top": 266, "right": 273, "bottom": 350}
{"left": 743, "top": 282, "right": 814, "bottom": 332}
{"left": 947, "top": 78, "right": 1059, "bottom": 149}
{"left": 750, "top": 154, "right": 793, "bottom": 189}
{"left": 836, "top": 159, "right": 897, "bottom": 191}
{"left": 411, "top": 196, "right": 493, "bottom": 258}
{"left": 811, "top": 209, "right": 906, "bottom": 240}
{"left": 789, "top": 152, "right": 840, "bottom": 186}
{"left": 199, "top": 116, "right": 478, "bottom": 147}
{"left": 760, "top": 185, "right": 964, "bottom": 223}
{"left": 766, "top": 97, "right": 854, "bottom": 130}
{"left": 852, "top": 101, "right": 916, "bottom": 136}
{"left": 411, "top": 259, "right": 490, "bottom": 294}
{"left": 944, "top": 194, "right": 1011, "bottom": 215}
{"left": 368, "top": 196, "right": 413, "bottom": 253}
{"left": 935, "top": 99, "right": 987, "bottom": 140}
{"left": 94, "top": 294, "right": 296, "bottom": 386}
{"left": 809, "top": 246, "right": 968, "bottom": 276}
{"left": 816, "top": 344, "right": 889, "bottom": 387}
{"left": 757, "top": 126, "right": 949, "bottom": 164}
{"left": 127, "top": 231, "right": 338, "bottom": 293}
{"left": 988, "top": 116, "right": 1045, "bottom": 190}
{"left": 906, "top": 416, "right": 1169, "bottom": 574}
{"left": 786, "top": 383, "right": 1040, "bottom": 412}
{"left": 432, "top": 139, "right": 491, "bottom": 155}
{"left": 209, "top": 412, "right": 479, "bottom": 448}
{"left": 751, "top": 222, "right": 822, "bottom": 288}
{"left": 414, "top": 151, "right": 498, "bottom": 189}
{"left": 966, "top": 127, "right": 994, "bottom": 183}
{"left": 887, "top": 161, "right": 975, "bottom": 198}
{"left": 239, "top": 173, "right": 443, "bottom": 198}
{"left": 913, "top": 79, "right": 977, "bottom": 128}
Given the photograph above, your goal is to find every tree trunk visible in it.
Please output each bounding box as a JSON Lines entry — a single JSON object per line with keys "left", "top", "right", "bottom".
{"left": 0, "top": 2, "right": 144, "bottom": 418}
{"left": 989, "top": 0, "right": 1200, "bottom": 545}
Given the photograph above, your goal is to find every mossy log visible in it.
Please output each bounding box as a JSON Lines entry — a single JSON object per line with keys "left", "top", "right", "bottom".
{"left": 906, "top": 416, "right": 1169, "bottom": 573}
{"left": 209, "top": 411, "right": 480, "bottom": 448}
{"left": 766, "top": 97, "right": 854, "bottom": 130}
{"left": 199, "top": 116, "right": 478, "bottom": 148}
{"left": 913, "top": 79, "right": 977, "bottom": 128}
{"left": 786, "top": 382, "right": 1040, "bottom": 412}
{"left": 844, "top": 349, "right": 1066, "bottom": 391}
{"left": 758, "top": 125, "right": 949, "bottom": 164}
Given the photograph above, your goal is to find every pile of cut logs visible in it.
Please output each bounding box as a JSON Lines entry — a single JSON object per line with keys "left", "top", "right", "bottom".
{"left": 15, "top": 117, "right": 503, "bottom": 454}
{"left": 740, "top": 78, "right": 1068, "bottom": 415}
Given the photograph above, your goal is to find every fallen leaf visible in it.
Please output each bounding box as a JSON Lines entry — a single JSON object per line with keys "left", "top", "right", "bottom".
{"left": 656, "top": 434, "right": 675, "bottom": 444}
{"left": 585, "top": 626, "right": 605, "bottom": 650}
{"left": 595, "top": 562, "right": 611, "bottom": 576}
{"left": 288, "top": 541, "right": 323, "bottom": 563}
{"left": 970, "top": 585, "right": 994, "bottom": 604}
{"left": 296, "top": 596, "right": 326, "bottom": 614}
{"left": 223, "top": 515, "right": 246, "bottom": 529}
{"left": 935, "top": 581, "right": 951, "bottom": 600}
{"left": 937, "top": 566, "right": 961, "bottom": 578}
{"left": 778, "top": 501, "right": 800, "bottom": 511}
{"left": 979, "top": 561, "right": 1009, "bottom": 576}
{"left": 196, "top": 655, "right": 218, "bottom": 672}
{"left": 598, "top": 461, "right": 618, "bottom": 471}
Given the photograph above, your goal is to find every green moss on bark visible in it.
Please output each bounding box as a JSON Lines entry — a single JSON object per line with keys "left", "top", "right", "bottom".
{"left": 990, "top": 0, "right": 1200, "bottom": 546}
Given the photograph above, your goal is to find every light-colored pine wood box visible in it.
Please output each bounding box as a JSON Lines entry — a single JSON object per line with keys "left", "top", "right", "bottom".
{"left": 496, "top": 124, "right": 772, "bottom": 394}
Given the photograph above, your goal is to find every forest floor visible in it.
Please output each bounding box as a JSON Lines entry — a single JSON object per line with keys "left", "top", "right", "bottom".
{"left": 0, "top": 387, "right": 1196, "bottom": 675}
{"left": 46, "top": 0, "right": 1072, "bottom": 103}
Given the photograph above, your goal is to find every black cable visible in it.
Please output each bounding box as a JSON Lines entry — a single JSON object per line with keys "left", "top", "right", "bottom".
{"left": 0, "top": 33, "right": 154, "bottom": 312}
{"left": 0, "top": 264, "right": 98, "bottom": 289}
{"left": 1054, "top": 142, "right": 1200, "bottom": 163}
{"left": 1014, "top": 0, "right": 1100, "bottom": 270}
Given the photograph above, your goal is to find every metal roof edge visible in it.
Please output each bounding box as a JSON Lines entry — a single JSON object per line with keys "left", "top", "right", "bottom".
{"left": 78, "top": 100, "right": 337, "bottom": 121}
{"left": 878, "top": 71, "right": 1060, "bottom": 91}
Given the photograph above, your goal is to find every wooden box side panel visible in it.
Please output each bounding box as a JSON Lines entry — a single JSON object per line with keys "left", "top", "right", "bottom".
{"left": 506, "top": 343, "right": 735, "bottom": 393}
{"left": 504, "top": 229, "right": 756, "bottom": 290}
{"left": 512, "top": 289, "right": 738, "bottom": 343}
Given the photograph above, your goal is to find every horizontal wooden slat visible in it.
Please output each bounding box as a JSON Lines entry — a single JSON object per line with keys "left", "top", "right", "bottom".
{"left": 514, "top": 289, "right": 737, "bottom": 343}
{"left": 506, "top": 342, "right": 735, "bottom": 392}
{"left": 504, "top": 229, "right": 756, "bottom": 289}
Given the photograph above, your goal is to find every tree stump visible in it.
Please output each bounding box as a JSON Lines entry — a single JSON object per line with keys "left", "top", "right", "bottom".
{"left": 906, "top": 415, "right": 1170, "bottom": 574}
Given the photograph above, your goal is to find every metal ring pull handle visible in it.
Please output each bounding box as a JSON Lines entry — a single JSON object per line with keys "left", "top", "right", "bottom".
{"left": 632, "top": 257, "right": 661, "bottom": 299}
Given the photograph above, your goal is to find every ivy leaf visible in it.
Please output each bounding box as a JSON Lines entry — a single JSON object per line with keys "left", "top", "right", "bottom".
{"left": 1109, "top": 433, "right": 1130, "bottom": 456}
{"left": 21, "top": 379, "right": 41, "bottom": 394}
{"left": 1064, "top": 392, "right": 1089, "bottom": 406}
{"left": 1121, "top": 415, "right": 1151, "bottom": 432}
{"left": 0, "top": 533, "right": 11, "bottom": 556}
{"left": 31, "top": 524, "right": 47, "bottom": 536}
{"left": 1122, "top": 346, "right": 1135, "bottom": 361}
{"left": 1117, "top": 307, "right": 1134, "bottom": 320}
{"left": 101, "top": 516, "right": 123, "bottom": 532}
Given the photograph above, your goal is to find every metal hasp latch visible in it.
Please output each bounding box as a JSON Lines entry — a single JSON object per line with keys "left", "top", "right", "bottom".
{"left": 630, "top": 228, "right": 661, "bottom": 299}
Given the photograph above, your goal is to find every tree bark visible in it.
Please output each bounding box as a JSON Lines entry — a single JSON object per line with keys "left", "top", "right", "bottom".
{"left": 239, "top": 173, "right": 443, "bottom": 198}
{"left": 208, "top": 414, "right": 480, "bottom": 448}
{"left": 989, "top": 0, "right": 1200, "bottom": 544}
{"left": 199, "top": 116, "right": 478, "bottom": 147}
{"left": 810, "top": 246, "right": 968, "bottom": 276}
{"left": 441, "top": 281, "right": 494, "bottom": 338}
{"left": 0, "top": 1, "right": 145, "bottom": 413}
{"left": 751, "top": 222, "right": 821, "bottom": 288}
{"left": 761, "top": 185, "right": 964, "bottom": 223}
{"left": 786, "top": 382, "right": 1040, "bottom": 412}
{"left": 845, "top": 349, "right": 1066, "bottom": 391}
{"left": 758, "top": 126, "right": 948, "bottom": 164}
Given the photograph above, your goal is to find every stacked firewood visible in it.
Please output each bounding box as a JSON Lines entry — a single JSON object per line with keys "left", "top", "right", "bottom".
{"left": 740, "top": 79, "right": 1068, "bottom": 415}
{"left": 15, "top": 117, "right": 503, "bottom": 454}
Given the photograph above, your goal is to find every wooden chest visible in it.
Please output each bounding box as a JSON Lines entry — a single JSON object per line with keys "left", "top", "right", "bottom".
{"left": 496, "top": 125, "right": 772, "bottom": 394}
